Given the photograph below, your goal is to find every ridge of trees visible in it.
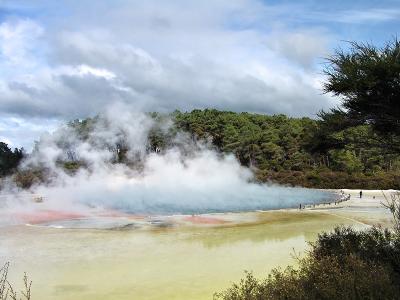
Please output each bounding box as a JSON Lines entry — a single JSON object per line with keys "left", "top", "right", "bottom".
{"left": 173, "top": 109, "right": 400, "bottom": 188}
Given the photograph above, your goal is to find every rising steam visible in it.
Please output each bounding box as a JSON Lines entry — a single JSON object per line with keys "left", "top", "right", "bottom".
{"left": 1, "top": 104, "right": 333, "bottom": 221}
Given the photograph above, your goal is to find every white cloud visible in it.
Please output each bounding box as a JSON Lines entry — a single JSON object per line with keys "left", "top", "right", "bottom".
{"left": 334, "top": 8, "right": 400, "bottom": 24}
{"left": 267, "top": 30, "right": 330, "bottom": 69}
{"left": 0, "top": 0, "right": 339, "bottom": 148}
{"left": 0, "top": 19, "right": 43, "bottom": 67}
{"left": 75, "top": 65, "right": 116, "bottom": 80}
{"left": 0, "top": 116, "right": 60, "bottom": 150}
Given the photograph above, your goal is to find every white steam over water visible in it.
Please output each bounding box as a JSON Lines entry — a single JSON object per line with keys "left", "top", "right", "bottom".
{"left": 1, "top": 105, "right": 334, "bottom": 217}
{"left": 33, "top": 150, "right": 332, "bottom": 214}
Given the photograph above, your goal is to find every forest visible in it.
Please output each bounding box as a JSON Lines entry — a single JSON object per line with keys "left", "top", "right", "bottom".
{"left": 174, "top": 109, "right": 400, "bottom": 188}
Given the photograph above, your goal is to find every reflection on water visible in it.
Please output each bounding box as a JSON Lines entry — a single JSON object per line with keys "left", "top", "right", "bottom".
{"left": 0, "top": 211, "right": 365, "bottom": 300}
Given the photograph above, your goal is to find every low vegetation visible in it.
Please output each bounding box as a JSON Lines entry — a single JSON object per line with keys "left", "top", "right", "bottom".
{"left": 0, "top": 262, "right": 31, "bottom": 300}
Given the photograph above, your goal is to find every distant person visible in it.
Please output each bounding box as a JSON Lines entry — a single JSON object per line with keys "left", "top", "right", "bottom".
{"left": 299, "top": 204, "right": 301, "bottom": 210}
{"left": 360, "top": 190, "right": 363, "bottom": 198}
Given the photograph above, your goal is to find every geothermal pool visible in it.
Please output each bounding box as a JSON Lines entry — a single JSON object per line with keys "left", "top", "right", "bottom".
{"left": 0, "top": 211, "right": 365, "bottom": 300}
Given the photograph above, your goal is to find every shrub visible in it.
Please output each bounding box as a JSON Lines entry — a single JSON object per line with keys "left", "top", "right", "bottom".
{"left": 311, "top": 226, "right": 400, "bottom": 279}
{"left": 214, "top": 255, "right": 398, "bottom": 300}
{"left": 257, "top": 170, "right": 400, "bottom": 189}
{"left": 13, "top": 170, "right": 45, "bottom": 189}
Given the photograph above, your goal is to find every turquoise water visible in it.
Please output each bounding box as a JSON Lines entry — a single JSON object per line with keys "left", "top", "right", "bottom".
{"left": 86, "top": 187, "right": 336, "bottom": 215}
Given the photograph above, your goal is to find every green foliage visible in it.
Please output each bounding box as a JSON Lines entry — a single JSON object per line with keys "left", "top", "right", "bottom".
{"left": 173, "top": 109, "right": 400, "bottom": 188}
{"left": 257, "top": 170, "right": 400, "bottom": 189}
{"left": 323, "top": 39, "right": 400, "bottom": 137}
{"left": 62, "top": 161, "right": 84, "bottom": 175}
{"left": 328, "top": 149, "right": 363, "bottom": 173}
{"left": 0, "top": 142, "right": 24, "bottom": 176}
{"left": 67, "top": 117, "right": 98, "bottom": 141}
{"left": 174, "top": 109, "right": 316, "bottom": 170}
{"left": 13, "top": 169, "right": 46, "bottom": 189}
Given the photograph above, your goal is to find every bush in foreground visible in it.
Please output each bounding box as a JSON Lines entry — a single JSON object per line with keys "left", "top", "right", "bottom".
{"left": 214, "top": 254, "right": 397, "bottom": 300}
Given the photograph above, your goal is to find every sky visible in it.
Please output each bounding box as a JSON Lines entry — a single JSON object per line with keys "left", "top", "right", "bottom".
{"left": 0, "top": 0, "right": 399, "bottom": 150}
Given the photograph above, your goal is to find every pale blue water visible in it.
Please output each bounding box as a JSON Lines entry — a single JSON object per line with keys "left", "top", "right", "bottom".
{"left": 80, "top": 187, "right": 336, "bottom": 215}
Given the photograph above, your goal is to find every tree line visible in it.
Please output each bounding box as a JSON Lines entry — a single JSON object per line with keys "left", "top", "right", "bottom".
{"left": 0, "top": 142, "right": 24, "bottom": 176}
{"left": 173, "top": 109, "right": 399, "bottom": 188}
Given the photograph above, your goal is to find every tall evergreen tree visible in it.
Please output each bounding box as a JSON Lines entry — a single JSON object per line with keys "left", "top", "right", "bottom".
{"left": 323, "top": 39, "right": 400, "bottom": 136}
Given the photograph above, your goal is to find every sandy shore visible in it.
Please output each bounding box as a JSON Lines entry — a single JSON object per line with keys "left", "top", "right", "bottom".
{"left": 314, "top": 189, "right": 398, "bottom": 208}
{"left": 303, "top": 189, "right": 399, "bottom": 228}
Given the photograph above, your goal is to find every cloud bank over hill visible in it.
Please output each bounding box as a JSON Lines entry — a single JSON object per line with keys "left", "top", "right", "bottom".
{"left": 0, "top": 0, "right": 399, "bottom": 148}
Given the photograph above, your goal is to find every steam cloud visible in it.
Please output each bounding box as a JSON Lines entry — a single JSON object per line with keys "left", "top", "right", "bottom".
{"left": 1, "top": 104, "right": 333, "bottom": 221}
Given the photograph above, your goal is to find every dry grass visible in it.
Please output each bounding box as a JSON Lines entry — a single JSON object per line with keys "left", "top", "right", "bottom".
{"left": 382, "top": 191, "right": 400, "bottom": 233}
{"left": 0, "top": 263, "right": 31, "bottom": 300}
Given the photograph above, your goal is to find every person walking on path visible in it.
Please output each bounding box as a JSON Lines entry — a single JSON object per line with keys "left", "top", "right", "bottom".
{"left": 359, "top": 190, "right": 363, "bottom": 198}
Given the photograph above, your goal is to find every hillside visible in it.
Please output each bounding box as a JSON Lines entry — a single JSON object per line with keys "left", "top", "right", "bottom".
{"left": 174, "top": 109, "right": 400, "bottom": 189}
